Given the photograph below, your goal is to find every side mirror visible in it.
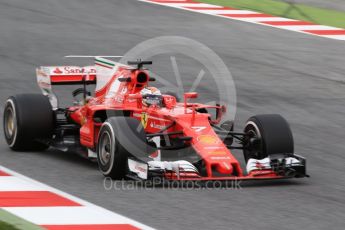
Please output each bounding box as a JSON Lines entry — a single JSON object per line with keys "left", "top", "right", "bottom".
{"left": 184, "top": 92, "right": 198, "bottom": 114}
{"left": 184, "top": 92, "right": 198, "bottom": 99}
{"left": 212, "top": 105, "right": 226, "bottom": 124}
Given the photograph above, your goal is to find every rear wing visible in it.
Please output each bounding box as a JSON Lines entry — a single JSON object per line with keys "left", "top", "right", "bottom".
{"left": 36, "top": 66, "right": 97, "bottom": 87}
{"left": 36, "top": 66, "right": 97, "bottom": 110}
{"left": 36, "top": 57, "right": 128, "bottom": 109}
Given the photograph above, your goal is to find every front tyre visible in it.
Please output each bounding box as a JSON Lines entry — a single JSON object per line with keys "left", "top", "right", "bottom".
{"left": 97, "top": 117, "right": 148, "bottom": 180}
{"left": 243, "top": 114, "right": 294, "bottom": 162}
{"left": 3, "top": 94, "right": 54, "bottom": 151}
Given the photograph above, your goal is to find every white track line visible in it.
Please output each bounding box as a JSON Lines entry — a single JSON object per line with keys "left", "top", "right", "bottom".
{"left": 189, "top": 10, "right": 261, "bottom": 14}
{"left": 323, "top": 35, "right": 345, "bottom": 40}
{"left": 241, "top": 17, "right": 297, "bottom": 22}
{"left": 0, "top": 166, "right": 155, "bottom": 230}
{"left": 139, "top": 0, "right": 345, "bottom": 41}
{"left": 0, "top": 177, "right": 47, "bottom": 191}
{"left": 3, "top": 207, "right": 139, "bottom": 225}
{"left": 277, "top": 25, "right": 344, "bottom": 31}
{"left": 163, "top": 3, "right": 221, "bottom": 8}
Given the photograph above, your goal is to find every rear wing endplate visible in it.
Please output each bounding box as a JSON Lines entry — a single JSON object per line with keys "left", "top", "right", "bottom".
{"left": 36, "top": 66, "right": 96, "bottom": 109}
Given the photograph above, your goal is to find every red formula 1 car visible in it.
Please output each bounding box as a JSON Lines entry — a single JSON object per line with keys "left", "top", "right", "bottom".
{"left": 3, "top": 57, "right": 307, "bottom": 182}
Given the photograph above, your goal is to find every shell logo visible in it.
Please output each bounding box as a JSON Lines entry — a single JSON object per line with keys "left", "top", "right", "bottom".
{"left": 197, "top": 135, "right": 219, "bottom": 145}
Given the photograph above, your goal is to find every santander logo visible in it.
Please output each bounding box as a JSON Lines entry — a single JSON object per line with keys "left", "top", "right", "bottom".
{"left": 53, "top": 67, "right": 63, "bottom": 74}
{"left": 64, "top": 66, "right": 96, "bottom": 74}
{"left": 52, "top": 66, "right": 97, "bottom": 75}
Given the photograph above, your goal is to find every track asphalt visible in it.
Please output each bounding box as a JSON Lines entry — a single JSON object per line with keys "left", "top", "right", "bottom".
{"left": 0, "top": 0, "right": 345, "bottom": 229}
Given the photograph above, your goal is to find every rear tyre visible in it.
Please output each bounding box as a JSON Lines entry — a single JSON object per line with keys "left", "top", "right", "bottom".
{"left": 242, "top": 114, "right": 294, "bottom": 162}
{"left": 97, "top": 117, "right": 148, "bottom": 180}
{"left": 3, "top": 94, "right": 54, "bottom": 151}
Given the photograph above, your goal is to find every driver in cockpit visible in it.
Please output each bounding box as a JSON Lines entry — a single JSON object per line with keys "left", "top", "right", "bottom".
{"left": 140, "top": 87, "right": 163, "bottom": 107}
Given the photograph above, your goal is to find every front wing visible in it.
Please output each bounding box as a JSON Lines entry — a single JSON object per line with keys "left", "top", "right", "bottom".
{"left": 126, "top": 154, "right": 308, "bottom": 182}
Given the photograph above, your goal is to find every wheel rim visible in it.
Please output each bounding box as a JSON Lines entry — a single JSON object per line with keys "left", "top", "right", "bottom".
{"left": 4, "top": 105, "right": 17, "bottom": 140}
{"left": 99, "top": 131, "right": 113, "bottom": 166}
{"left": 243, "top": 121, "right": 263, "bottom": 161}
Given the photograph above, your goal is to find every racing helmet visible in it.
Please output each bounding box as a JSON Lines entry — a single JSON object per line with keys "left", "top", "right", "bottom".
{"left": 140, "top": 87, "right": 163, "bottom": 107}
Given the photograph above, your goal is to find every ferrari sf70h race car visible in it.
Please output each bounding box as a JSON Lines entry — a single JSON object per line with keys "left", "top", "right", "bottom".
{"left": 3, "top": 57, "right": 307, "bottom": 182}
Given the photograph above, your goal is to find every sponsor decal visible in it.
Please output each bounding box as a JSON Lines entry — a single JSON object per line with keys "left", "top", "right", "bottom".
{"left": 51, "top": 66, "right": 97, "bottom": 75}
{"left": 65, "top": 66, "right": 96, "bottom": 74}
{"left": 197, "top": 135, "right": 219, "bottom": 145}
{"left": 209, "top": 150, "right": 228, "bottom": 155}
{"left": 192, "top": 126, "right": 206, "bottom": 132}
{"left": 53, "top": 67, "right": 63, "bottom": 74}
{"left": 210, "top": 156, "right": 231, "bottom": 160}
{"left": 135, "top": 165, "right": 147, "bottom": 174}
{"left": 150, "top": 121, "right": 165, "bottom": 129}
{"left": 141, "top": 112, "right": 148, "bottom": 128}
{"left": 204, "top": 146, "right": 223, "bottom": 150}
{"left": 128, "top": 159, "right": 148, "bottom": 180}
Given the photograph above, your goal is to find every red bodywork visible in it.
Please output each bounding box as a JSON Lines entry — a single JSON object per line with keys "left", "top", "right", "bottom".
{"left": 49, "top": 63, "right": 285, "bottom": 181}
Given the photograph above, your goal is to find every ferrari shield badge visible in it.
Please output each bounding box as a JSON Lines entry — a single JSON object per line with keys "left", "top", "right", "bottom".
{"left": 141, "top": 112, "right": 148, "bottom": 128}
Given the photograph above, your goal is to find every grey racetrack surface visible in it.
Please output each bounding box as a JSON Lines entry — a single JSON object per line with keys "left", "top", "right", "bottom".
{"left": 1, "top": 0, "right": 345, "bottom": 229}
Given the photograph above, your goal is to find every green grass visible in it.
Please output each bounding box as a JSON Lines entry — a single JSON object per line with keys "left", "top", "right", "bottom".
{"left": 198, "top": 0, "right": 345, "bottom": 28}
{"left": 0, "top": 209, "right": 44, "bottom": 230}
{"left": 0, "top": 221, "right": 21, "bottom": 230}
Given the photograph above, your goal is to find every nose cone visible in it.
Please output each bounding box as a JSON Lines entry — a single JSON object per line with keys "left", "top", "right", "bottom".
{"left": 216, "top": 162, "right": 233, "bottom": 174}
